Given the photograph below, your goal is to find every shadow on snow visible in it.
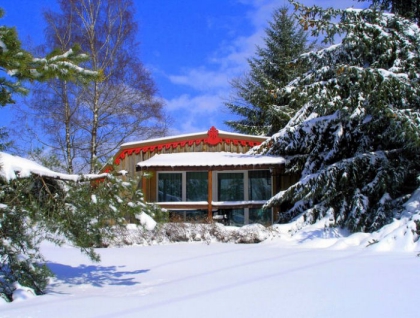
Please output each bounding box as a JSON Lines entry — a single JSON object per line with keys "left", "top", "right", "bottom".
{"left": 46, "top": 262, "right": 149, "bottom": 288}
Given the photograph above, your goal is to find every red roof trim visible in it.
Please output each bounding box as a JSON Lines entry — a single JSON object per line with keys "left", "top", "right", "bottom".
{"left": 114, "top": 126, "right": 263, "bottom": 165}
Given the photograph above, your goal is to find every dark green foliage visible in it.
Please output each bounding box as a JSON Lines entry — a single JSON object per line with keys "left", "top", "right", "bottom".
{"left": 253, "top": 3, "right": 420, "bottom": 232}
{"left": 0, "top": 171, "right": 164, "bottom": 301}
{"left": 0, "top": 7, "right": 99, "bottom": 108}
{"left": 225, "top": 6, "right": 314, "bottom": 136}
{"left": 358, "top": 0, "right": 420, "bottom": 25}
{"left": 0, "top": 178, "right": 57, "bottom": 301}
{"left": 0, "top": 128, "right": 11, "bottom": 152}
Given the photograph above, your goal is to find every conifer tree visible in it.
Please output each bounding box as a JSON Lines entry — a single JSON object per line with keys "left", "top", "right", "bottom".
{"left": 0, "top": 164, "right": 164, "bottom": 301}
{"left": 0, "top": 7, "right": 134, "bottom": 302}
{"left": 357, "top": 0, "right": 420, "bottom": 25}
{"left": 0, "top": 7, "right": 98, "bottom": 154}
{"left": 225, "top": 6, "right": 314, "bottom": 136}
{"left": 0, "top": 8, "right": 98, "bottom": 108}
{"left": 252, "top": 2, "right": 420, "bottom": 232}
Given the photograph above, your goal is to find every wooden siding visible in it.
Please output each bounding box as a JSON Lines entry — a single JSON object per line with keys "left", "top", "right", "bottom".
{"left": 117, "top": 142, "right": 260, "bottom": 176}
{"left": 112, "top": 127, "right": 268, "bottom": 176}
{"left": 106, "top": 127, "right": 302, "bottom": 225}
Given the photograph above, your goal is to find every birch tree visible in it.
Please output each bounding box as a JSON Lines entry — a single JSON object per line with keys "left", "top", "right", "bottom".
{"left": 20, "top": 0, "right": 167, "bottom": 173}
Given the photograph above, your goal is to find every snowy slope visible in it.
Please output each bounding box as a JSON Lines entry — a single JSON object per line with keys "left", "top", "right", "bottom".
{"left": 0, "top": 228, "right": 419, "bottom": 318}
{"left": 1, "top": 150, "right": 419, "bottom": 317}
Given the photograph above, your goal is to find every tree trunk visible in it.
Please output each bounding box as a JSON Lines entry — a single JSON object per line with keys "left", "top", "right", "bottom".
{"left": 90, "top": 81, "right": 100, "bottom": 173}
{"left": 62, "top": 80, "right": 74, "bottom": 174}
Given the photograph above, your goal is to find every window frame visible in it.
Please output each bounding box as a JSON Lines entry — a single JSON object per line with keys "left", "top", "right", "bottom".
{"left": 157, "top": 171, "right": 183, "bottom": 202}
{"left": 213, "top": 170, "right": 273, "bottom": 225}
{"left": 213, "top": 169, "right": 272, "bottom": 202}
{"left": 157, "top": 171, "right": 208, "bottom": 202}
{"left": 156, "top": 169, "right": 273, "bottom": 225}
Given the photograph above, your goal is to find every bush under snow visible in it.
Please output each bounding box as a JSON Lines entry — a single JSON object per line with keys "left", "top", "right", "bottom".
{"left": 108, "top": 189, "right": 420, "bottom": 252}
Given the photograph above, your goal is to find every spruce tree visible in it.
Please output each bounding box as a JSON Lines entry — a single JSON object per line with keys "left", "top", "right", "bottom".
{"left": 225, "top": 6, "right": 314, "bottom": 136}
{"left": 357, "top": 0, "right": 420, "bottom": 25}
{"left": 0, "top": 8, "right": 98, "bottom": 108}
{"left": 252, "top": 2, "right": 420, "bottom": 232}
{"left": 0, "top": 166, "right": 164, "bottom": 301}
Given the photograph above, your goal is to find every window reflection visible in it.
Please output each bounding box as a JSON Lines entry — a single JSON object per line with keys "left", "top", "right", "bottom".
{"left": 249, "top": 170, "right": 271, "bottom": 200}
{"left": 158, "top": 173, "right": 182, "bottom": 201}
{"left": 186, "top": 172, "right": 208, "bottom": 201}
{"left": 218, "top": 173, "right": 244, "bottom": 201}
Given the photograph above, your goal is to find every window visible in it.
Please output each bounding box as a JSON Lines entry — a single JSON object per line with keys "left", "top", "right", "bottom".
{"left": 249, "top": 170, "right": 271, "bottom": 200}
{"left": 249, "top": 208, "right": 272, "bottom": 226}
{"left": 218, "top": 172, "right": 244, "bottom": 201}
{"left": 186, "top": 172, "right": 208, "bottom": 201}
{"left": 228, "top": 208, "right": 245, "bottom": 226}
{"left": 158, "top": 171, "right": 208, "bottom": 202}
{"left": 158, "top": 170, "right": 273, "bottom": 225}
{"left": 158, "top": 173, "right": 182, "bottom": 202}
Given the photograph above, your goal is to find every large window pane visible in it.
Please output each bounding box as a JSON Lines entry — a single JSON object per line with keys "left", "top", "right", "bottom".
{"left": 249, "top": 170, "right": 271, "bottom": 201}
{"left": 249, "top": 208, "right": 272, "bottom": 226}
{"left": 218, "top": 173, "right": 244, "bottom": 201}
{"left": 158, "top": 173, "right": 182, "bottom": 202}
{"left": 186, "top": 172, "right": 208, "bottom": 201}
{"left": 223, "top": 209, "right": 245, "bottom": 226}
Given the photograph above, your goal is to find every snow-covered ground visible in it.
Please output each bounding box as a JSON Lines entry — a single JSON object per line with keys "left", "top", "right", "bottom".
{"left": 1, "top": 225, "right": 419, "bottom": 318}
{"left": 1, "top": 153, "right": 419, "bottom": 317}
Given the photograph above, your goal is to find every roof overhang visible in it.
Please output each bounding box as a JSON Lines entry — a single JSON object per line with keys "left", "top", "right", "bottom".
{"left": 114, "top": 126, "right": 268, "bottom": 166}
{"left": 121, "top": 126, "right": 268, "bottom": 149}
{"left": 136, "top": 152, "right": 285, "bottom": 172}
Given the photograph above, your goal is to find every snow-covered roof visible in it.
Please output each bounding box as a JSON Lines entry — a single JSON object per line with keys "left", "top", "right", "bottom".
{"left": 136, "top": 152, "right": 285, "bottom": 171}
{"left": 121, "top": 128, "right": 267, "bottom": 148}
{"left": 0, "top": 152, "right": 105, "bottom": 182}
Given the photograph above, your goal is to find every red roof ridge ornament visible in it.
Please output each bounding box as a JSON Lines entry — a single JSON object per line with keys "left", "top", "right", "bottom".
{"left": 111, "top": 126, "right": 266, "bottom": 166}
{"left": 206, "top": 126, "right": 221, "bottom": 145}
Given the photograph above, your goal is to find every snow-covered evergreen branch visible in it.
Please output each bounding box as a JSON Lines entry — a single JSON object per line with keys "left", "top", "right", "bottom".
{"left": 253, "top": 4, "right": 420, "bottom": 232}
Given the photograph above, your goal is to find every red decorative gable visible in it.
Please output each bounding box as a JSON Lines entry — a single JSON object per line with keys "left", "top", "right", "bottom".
{"left": 205, "top": 126, "right": 221, "bottom": 145}
{"left": 114, "top": 127, "right": 263, "bottom": 165}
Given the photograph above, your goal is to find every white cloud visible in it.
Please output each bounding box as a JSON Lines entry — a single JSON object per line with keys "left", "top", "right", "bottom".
{"left": 165, "top": 93, "right": 223, "bottom": 113}
{"left": 168, "top": 68, "right": 231, "bottom": 92}
{"left": 165, "top": 0, "right": 368, "bottom": 134}
{"left": 165, "top": 92, "right": 234, "bottom": 134}
{"left": 165, "top": 5, "right": 269, "bottom": 97}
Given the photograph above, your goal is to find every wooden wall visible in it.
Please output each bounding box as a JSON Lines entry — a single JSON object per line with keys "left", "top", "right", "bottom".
{"left": 116, "top": 141, "right": 258, "bottom": 176}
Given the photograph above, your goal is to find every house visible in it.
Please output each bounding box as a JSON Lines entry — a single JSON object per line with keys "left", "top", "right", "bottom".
{"left": 111, "top": 127, "right": 297, "bottom": 225}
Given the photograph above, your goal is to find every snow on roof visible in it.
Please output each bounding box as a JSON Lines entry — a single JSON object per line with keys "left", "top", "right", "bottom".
{"left": 0, "top": 152, "right": 105, "bottom": 182}
{"left": 0, "top": 152, "right": 79, "bottom": 181}
{"left": 121, "top": 128, "right": 267, "bottom": 148}
{"left": 136, "top": 152, "right": 285, "bottom": 170}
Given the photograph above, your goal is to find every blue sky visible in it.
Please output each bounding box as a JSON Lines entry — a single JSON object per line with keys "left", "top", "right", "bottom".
{"left": 1, "top": 0, "right": 363, "bottom": 137}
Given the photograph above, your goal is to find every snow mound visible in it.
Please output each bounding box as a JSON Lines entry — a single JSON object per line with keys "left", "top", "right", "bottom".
{"left": 107, "top": 191, "right": 420, "bottom": 253}
{"left": 235, "top": 224, "right": 270, "bottom": 243}
{"left": 110, "top": 185, "right": 420, "bottom": 252}
{"left": 12, "top": 283, "right": 36, "bottom": 302}
{"left": 0, "top": 295, "right": 8, "bottom": 306}
{"left": 107, "top": 222, "right": 278, "bottom": 246}
{"left": 267, "top": 190, "right": 420, "bottom": 252}
{"left": 136, "top": 212, "right": 157, "bottom": 231}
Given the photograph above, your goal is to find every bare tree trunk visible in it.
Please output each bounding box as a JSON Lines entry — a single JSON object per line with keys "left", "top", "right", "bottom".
{"left": 90, "top": 82, "right": 100, "bottom": 173}
{"left": 62, "top": 81, "right": 74, "bottom": 174}
{"left": 21, "top": 0, "right": 168, "bottom": 173}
